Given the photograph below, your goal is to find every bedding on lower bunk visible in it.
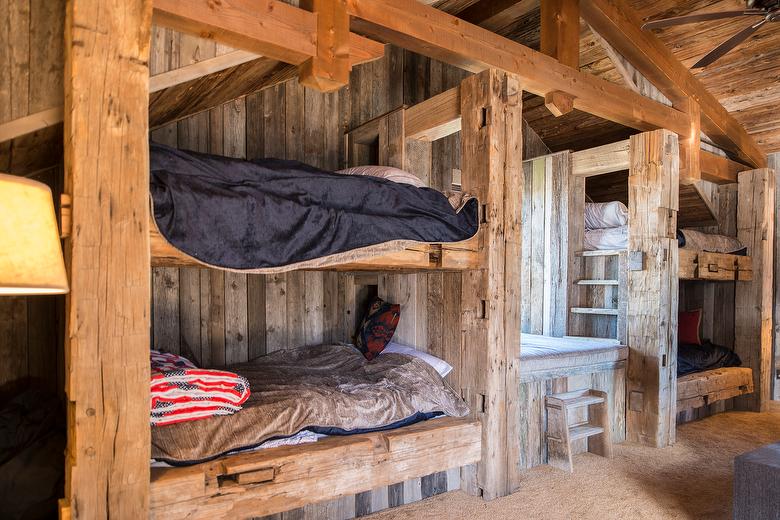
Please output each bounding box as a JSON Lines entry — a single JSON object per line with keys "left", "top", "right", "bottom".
{"left": 677, "top": 341, "right": 742, "bottom": 376}
{"left": 151, "top": 343, "right": 469, "bottom": 465}
{"left": 150, "top": 144, "right": 479, "bottom": 272}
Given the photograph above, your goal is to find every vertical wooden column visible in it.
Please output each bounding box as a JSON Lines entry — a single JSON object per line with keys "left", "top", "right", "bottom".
{"left": 460, "top": 69, "right": 523, "bottom": 499}
{"left": 625, "top": 129, "right": 679, "bottom": 447}
{"left": 735, "top": 168, "right": 775, "bottom": 411}
{"left": 61, "top": 0, "right": 153, "bottom": 518}
{"left": 770, "top": 152, "right": 780, "bottom": 402}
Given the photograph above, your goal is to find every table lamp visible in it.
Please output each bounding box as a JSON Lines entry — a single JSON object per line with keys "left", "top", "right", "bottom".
{"left": 0, "top": 173, "right": 69, "bottom": 295}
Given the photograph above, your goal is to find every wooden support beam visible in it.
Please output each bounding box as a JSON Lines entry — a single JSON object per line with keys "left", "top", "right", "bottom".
{"left": 149, "top": 59, "right": 296, "bottom": 129}
{"left": 544, "top": 90, "right": 574, "bottom": 117}
{"left": 540, "top": 0, "right": 580, "bottom": 69}
{"left": 153, "top": 0, "right": 384, "bottom": 78}
{"left": 149, "top": 50, "right": 261, "bottom": 93}
{"left": 0, "top": 107, "right": 64, "bottom": 143}
{"left": 61, "top": 0, "right": 152, "bottom": 518}
{"left": 345, "top": 0, "right": 690, "bottom": 139}
{"left": 579, "top": 0, "right": 766, "bottom": 169}
{"left": 459, "top": 69, "right": 523, "bottom": 499}
{"left": 735, "top": 168, "right": 775, "bottom": 411}
{"left": 678, "top": 99, "right": 702, "bottom": 184}
{"left": 405, "top": 87, "right": 461, "bottom": 141}
{"left": 625, "top": 129, "right": 679, "bottom": 448}
{"left": 457, "top": 0, "right": 539, "bottom": 32}
{"left": 571, "top": 139, "right": 630, "bottom": 177}
{"left": 298, "top": 0, "right": 350, "bottom": 92}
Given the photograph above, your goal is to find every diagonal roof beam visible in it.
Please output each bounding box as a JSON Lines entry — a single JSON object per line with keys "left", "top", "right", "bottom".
{"left": 579, "top": 0, "right": 766, "bottom": 168}
{"left": 346, "top": 0, "right": 690, "bottom": 138}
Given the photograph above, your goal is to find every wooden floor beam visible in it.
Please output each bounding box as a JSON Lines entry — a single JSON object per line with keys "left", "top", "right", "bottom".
{"left": 61, "top": 0, "right": 153, "bottom": 518}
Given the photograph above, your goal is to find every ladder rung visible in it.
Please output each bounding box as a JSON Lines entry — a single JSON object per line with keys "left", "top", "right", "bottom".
{"left": 577, "top": 279, "right": 619, "bottom": 286}
{"left": 569, "top": 424, "right": 604, "bottom": 441}
{"left": 547, "top": 393, "right": 605, "bottom": 409}
{"left": 570, "top": 307, "right": 620, "bottom": 316}
{"left": 577, "top": 249, "right": 625, "bottom": 257}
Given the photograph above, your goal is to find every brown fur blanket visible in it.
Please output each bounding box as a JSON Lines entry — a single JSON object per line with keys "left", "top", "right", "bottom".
{"left": 152, "top": 344, "right": 469, "bottom": 464}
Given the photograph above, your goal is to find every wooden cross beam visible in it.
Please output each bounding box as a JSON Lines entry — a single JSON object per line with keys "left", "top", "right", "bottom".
{"left": 579, "top": 0, "right": 766, "bottom": 168}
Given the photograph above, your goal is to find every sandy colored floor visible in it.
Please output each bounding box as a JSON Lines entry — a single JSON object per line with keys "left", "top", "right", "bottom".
{"left": 369, "top": 411, "right": 780, "bottom": 520}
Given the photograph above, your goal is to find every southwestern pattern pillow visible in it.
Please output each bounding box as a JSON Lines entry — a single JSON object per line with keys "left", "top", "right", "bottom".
{"left": 355, "top": 297, "right": 400, "bottom": 360}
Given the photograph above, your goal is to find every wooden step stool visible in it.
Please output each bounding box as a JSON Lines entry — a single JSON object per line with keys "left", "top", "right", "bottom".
{"left": 545, "top": 389, "right": 613, "bottom": 472}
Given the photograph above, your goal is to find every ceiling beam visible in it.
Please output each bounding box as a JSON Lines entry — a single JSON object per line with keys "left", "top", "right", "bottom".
{"left": 579, "top": 0, "right": 766, "bottom": 168}
{"left": 346, "top": 0, "right": 690, "bottom": 138}
{"left": 540, "top": 0, "right": 579, "bottom": 69}
{"left": 298, "top": 0, "right": 351, "bottom": 92}
{"left": 456, "top": 0, "right": 539, "bottom": 32}
{"left": 153, "top": 0, "right": 384, "bottom": 87}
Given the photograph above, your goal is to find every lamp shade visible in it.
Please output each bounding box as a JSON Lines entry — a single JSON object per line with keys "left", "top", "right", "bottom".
{"left": 0, "top": 173, "right": 69, "bottom": 295}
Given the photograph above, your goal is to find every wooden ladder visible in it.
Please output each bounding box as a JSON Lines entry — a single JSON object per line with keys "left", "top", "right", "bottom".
{"left": 569, "top": 249, "right": 627, "bottom": 343}
{"left": 545, "top": 389, "right": 613, "bottom": 472}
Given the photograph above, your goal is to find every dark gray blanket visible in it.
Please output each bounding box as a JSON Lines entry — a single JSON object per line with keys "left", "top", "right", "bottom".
{"left": 150, "top": 144, "right": 479, "bottom": 270}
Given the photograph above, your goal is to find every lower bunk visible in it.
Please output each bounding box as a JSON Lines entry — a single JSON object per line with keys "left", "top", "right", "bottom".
{"left": 148, "top": 343, "right": 480, "bottom": 518}
{"left": 150, "top": 417, "right": 480, "bottom": 518}
{"left": 676, "top": 367, "right": 754, "bottom": 424}
{"left": 517, "top": 334, "right": 628, "bottom": 470}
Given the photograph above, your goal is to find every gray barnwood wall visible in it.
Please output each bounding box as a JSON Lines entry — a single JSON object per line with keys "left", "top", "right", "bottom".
{"left": 147, "top": 27, "right": 549, "bottom": 518}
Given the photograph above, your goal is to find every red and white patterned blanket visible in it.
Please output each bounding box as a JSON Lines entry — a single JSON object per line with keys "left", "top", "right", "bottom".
{"left": 150, "top": 350, "right": 250, "bottom": 426}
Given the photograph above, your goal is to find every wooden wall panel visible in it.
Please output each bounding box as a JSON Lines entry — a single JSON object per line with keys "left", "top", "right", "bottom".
{"left": 771, "top": 152, "right": 780, "bottom": 402}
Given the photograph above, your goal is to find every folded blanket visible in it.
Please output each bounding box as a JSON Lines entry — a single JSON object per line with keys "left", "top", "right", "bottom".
{"left": 150, "top": 350, "right": 251, "bottom": 427}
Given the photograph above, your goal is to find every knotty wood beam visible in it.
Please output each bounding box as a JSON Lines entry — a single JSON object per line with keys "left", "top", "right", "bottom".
{"left": 540, "top": 0, "right": 579, "bottom": 69}
{"left": 152, "top": 0, "right": 384, "bottom": 90}
{"left": 579, "top": 0, "right": 766, "bottom": 168}
{"left": 626, "top": 129, "right": 679, "bottom": 448}
{"left": 544, "top": 90, "right": 574, "bottom": 117}
{"left": 346, "top": 0, "right": 690, "bottom": 138}
{"left": 61, "top": 0, "right": 152, "bottom": 518}
{"left": 299, "top": 0, "right": 350, "bottom": 91}
{"left": 735, "top": 168, "right": 775, "bottom": 412}
{"left": 457, "top": 0, "right": 539, "bottom": 31}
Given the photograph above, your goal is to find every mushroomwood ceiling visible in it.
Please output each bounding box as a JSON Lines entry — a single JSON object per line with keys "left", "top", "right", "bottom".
{"left": 435, "top": 0, "right": 779, "bottom": 155}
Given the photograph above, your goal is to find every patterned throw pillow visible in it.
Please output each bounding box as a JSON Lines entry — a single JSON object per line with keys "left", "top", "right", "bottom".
{"left": 355, "top": 297, "right": 401, "bottom": 360}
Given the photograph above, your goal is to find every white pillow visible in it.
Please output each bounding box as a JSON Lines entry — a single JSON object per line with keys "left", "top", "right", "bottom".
{"left": 585, "top": 201, "right": 628, "bottom": 230}
{"left": 380, "top": 342, "right": 453, "bottom": 377}
{"left": 337, "top": 165, "right": 427, "bottom": 188}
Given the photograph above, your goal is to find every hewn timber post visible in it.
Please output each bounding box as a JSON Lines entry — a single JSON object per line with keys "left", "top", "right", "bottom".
{"left": 735, "top": 168, "right": 775, "bottom": 411}
{"left": 61, "top": 0, "right": 153, "bottom": 518}
{"left": 460, "top": 69, "right": 523, "bottom": 499}
{"left": 625, "top": 129, "right": 679, "bottom": 447}
{"left": 770, "top": 153, "right": 780, "bottom": 401}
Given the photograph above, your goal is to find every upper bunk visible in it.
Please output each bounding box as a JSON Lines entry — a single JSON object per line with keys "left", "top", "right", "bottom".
{"left": 145, "top": 79, "right": 487, "bottom": 273}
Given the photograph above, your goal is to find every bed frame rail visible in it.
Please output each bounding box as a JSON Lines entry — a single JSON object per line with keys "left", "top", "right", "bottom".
{"left": 150, "top": 417, "right": 481, "bottom": 519}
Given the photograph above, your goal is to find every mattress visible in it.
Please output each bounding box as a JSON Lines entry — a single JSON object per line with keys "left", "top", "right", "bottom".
{"left": 583, "top": 225, "right": 628, "bottom": 251}
{"left": 520, "top": 334, "right": 627, "bottom": 380}
{"left": 678, "top": 229, "right": 746, "bottom": 254}
{"left": 151, "top": 343, "right": 469, "bottom": 465}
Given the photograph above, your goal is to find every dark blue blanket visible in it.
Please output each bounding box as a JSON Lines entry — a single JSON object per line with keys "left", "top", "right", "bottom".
{"left": 150, "top": 144, "right": 479, "bottom": 270}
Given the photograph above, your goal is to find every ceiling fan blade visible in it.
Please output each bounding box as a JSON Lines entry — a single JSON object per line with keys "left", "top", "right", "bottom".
{"left": 691, "top": 18, "right": 768, "bottom": 68}
{"left": 641, "top": 10, "right": 765, "bottom": 30}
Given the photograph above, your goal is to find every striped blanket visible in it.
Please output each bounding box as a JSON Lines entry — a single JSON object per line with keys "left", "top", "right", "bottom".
{"left": 150, "top": 351, "right": 251, "bottom": 426}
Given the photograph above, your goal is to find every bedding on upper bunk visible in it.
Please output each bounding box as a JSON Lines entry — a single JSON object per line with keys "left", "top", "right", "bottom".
{"left": 584, "top": 225, "right": 628, "bottom": 251}
{"left": 585, "top": 201, "right": 628, "bottom": 229}
{"left": 678, "top": 228, "right": 746, "bottom": 255}
{"left": 151, "top": 343, "right": 469, "bottom": 465}
{"left": 521, "top": 334, "right": 622, "bottom": 359}
{"left": 150, "top": 143, "right": 479, "bottom": 272}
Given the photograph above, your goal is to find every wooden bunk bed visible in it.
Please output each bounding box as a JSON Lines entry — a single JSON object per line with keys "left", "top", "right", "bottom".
{"left": 139, "top": 69, "right": 522, "bottom": 517}
{"left": 57, "top": 0, "right": 774, "bottom": 517}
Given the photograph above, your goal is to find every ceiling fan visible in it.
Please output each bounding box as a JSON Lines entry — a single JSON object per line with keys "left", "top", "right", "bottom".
{"left": 641, "top": 0, "right": 779, "bottom": 68}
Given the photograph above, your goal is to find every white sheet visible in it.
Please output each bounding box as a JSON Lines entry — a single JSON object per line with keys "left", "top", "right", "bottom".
{"left": 584, "top": 225, "right": 628, "bottom": 251}
{"left": 585, "top": 201, "right": 628, "bottom": 229}
{"left": 521, "top": 333, "right": 621, "bottom": 359}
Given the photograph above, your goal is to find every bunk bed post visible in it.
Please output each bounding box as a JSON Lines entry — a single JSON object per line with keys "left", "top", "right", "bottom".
{"left": 735, "top": 168, "right": 775, "bottom": 411}
{"left": 61, "top": 0, "right": 153, "bottom": 517}
{"left": 625, "top": 129, "right": 679, "bottom": 447}
{"left": 459, "top": 69, "right": 523, "bottom": 499}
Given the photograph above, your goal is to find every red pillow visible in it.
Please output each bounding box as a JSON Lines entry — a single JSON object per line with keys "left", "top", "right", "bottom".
{"left": 355, "top": 297, "right": 401, "bottom": 360}
{"left": 678, "top": 309, "right": 702, "bottom": 345}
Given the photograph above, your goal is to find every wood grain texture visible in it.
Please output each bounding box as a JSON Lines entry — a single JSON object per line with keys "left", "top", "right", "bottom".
{"left": 625, "top": 129, "right": 679, "bottom": 448}
{"left": 61, "top": 0, "right": 153, "bottom": 517}
{"left": 735, "top": 168, "right": 775, "bottom": 411}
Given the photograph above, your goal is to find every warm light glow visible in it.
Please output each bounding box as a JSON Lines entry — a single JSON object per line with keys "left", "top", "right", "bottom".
{"left": 0, "top": 174, "right": 69, "bottom": 295}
